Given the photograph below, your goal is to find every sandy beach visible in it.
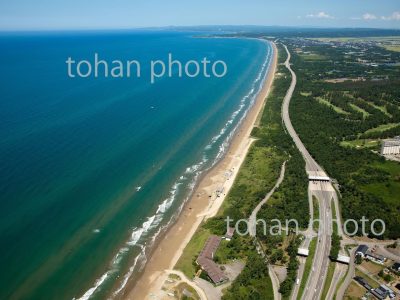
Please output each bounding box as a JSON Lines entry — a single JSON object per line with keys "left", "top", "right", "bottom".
{"left": 126, "top": 41, "right": 278, "bottom": 300}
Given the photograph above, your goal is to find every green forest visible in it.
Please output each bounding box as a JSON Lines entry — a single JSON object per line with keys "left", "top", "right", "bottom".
{"left": 177, "top": 34, "right": 400, "bottom": 300}
{"left": 286, "top": 37, "right": 400, "bottom": 238}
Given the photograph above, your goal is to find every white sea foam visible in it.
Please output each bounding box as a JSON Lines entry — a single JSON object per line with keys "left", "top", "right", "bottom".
{"left": 127, "top": 215, "right": 156, "bottom": 246}
{"left": 205, "top": 47, "right": 271, "bottom": 156}
{"left": 83, "top": 42, "right": 274, "bottom": 300}
{"left": 75, "top": 271, "right": 110, "bottom": 300}
{"left": 156, "top": 182, "right": 181, "bottom": 214}
{"left": 209, "top": 43, "right": 272, "bottom": 167}
{"left": 113, "top": 245, "right": 145, "bottom": 297}
{"left": 112, "top": 247, "right": 129, "bottom": 266}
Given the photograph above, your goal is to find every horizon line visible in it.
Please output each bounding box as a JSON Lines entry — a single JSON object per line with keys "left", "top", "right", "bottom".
{"left": 1, "top": 24, "right": 400, "bottom": 33}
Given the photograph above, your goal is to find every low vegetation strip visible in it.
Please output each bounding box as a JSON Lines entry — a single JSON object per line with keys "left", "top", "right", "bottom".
{"left": 312, "top": 196, "right": 319, "bottom": 231}
{"left": 177, "top": 42, "right": 310, "bottom": 299}
{"left": 296, "top": 238, "right": 317, "bottom": 300}
{"left": 175, "top": 228, "right": 211, "bottom": 278}
{"left": 321, "top": 262, "right": 336, "bottom": 299}
{"left": 176, "top": 43, "right": 288, "bottom": 297}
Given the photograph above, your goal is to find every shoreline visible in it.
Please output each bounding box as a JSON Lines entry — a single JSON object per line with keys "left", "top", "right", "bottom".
{"left": 125, "top": 41, "right": 278, "bottom": 300}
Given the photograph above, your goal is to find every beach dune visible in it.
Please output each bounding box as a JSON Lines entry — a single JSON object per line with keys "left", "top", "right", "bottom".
{"left": 126, "top": 41, "right": 278, "bottom": 300}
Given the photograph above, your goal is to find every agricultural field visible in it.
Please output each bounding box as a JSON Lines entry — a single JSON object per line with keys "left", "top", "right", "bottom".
{"left": 344, "top": 281, "right": 366, "bottom": 300}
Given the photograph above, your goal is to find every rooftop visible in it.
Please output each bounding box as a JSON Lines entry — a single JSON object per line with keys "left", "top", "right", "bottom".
{"left": 366, "top": 250, "right": 385, "bottom": 261}
{"left": 383, "top": 136, "right": 400, "bottom": 147}
{"left": 199, "top": 235, "right": 221, "bottom": 260}
{"left": 392, "top": 262, "right": 400, "bottom": 270}
{"left": 225, "top": 227, "right": 235, "bottom": 239}
{"left": 356, "top": 244, "right": 368, "bottom": 255}
{"left": 196, "top": 256, "right": 227, "bottom": 284}
{"left": 196, "top": 235, "right": 228, "bottom": 285}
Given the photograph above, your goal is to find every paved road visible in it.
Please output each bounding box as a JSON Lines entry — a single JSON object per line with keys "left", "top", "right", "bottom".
{"left": 249, "top": 161, "right": 286, "bottom": 237}
{"left": 326, "top": 263, "right": 347, "bottom": 300}
{"left": 364, "top": 242, "right": 400, "bottom": 262}
{"left": 269, "top": 265, "right": 282, "bottom": 300}
{"left": 281, "top": 44, "right": 335, "bottom": 300}
{"left": 281, "top": 46, "right": 321, "bottom": 175}
{"left": 336, "top": 248, "right": 356, "bottom": 300}
{"left": 291, "top": 186, "right": 318, "bottom": 300}
{"left": 304, "top": 186, "right": 333, "bottom": 300}
{"left": 291, "top": 256, "right": 306, "bottom": 300}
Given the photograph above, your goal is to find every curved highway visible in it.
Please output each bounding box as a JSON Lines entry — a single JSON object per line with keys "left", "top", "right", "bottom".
{"left": 281, "top": 44, "right": 335, "bottom": 300}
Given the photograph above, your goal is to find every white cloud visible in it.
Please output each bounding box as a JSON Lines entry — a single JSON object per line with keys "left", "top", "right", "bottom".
{"left": 362, "top": 13, "right": 377, "bottom": 20}
{"left": 306, "top": 12, "right": 334, "bottom": 19}
{"left": 381, "top": 11, "right": 400, "bottom": 21}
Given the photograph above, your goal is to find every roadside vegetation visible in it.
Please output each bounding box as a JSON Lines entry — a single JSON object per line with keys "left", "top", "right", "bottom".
{"left": 221, "top": 251, "right": 274, "bottom": 300}
{"left": 176, "top": 43, "right": 310, "bottom": 298}
{"left": 321, "top": 262, "right": 336, "bottom": 299}
{"left": 278, "top": 236, "right": 302, "bottom": 298}
{"left": 296, "top": 238, "right": 317, "bottom": 300}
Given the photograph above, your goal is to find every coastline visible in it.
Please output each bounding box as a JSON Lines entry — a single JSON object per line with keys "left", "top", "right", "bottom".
{"left": 125, "top": 41, "right": 278, "bottom": 300}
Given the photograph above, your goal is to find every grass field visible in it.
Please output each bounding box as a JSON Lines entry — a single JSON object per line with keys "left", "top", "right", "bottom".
{"left": 310, "top": 36, "right": 400, "bottom": 56}
{"left": 321, "top": 262, "right": 336, "bottom": 299}
{"left": 349, "top": 103, "right": 370, "bottom": 118}
{"left": 355, "top": 269, "right": 380, "bottom": 289}
{"left": 365, "top": 101, "right": 391, "bottom": 117}
{"left": 384, "top": 45, "right": 400, "bottom": 52}
{"left": 361, "top": 160, "right": 400, "bottom": 207}
{"left": 315, "top": 97, "right": 349, "bottom": 115}
{"left": 340, "top": 139, "right": 380, "bottom": 149}
{"left": 300, "top": 91, "right": 312, "bottom": 97}
{"left": 297, "top": 238, "right": 317, "bottom": 300}
{"left": 300, "top": 53, "right": 328, "bottom": 61}
{"left": 331, "top": 197, "right": 339, "bottom": 234}
{"left": 344, "top": 281, "right": 366, "bottom": 300}
{"left": 218, "top": 145, "right": 285, "bottom": 216}
{"left": 175, "top": 227, "right": 211, "bottom": 278}
{"left": 362, "top": 182, "right": 400, "bottom": 206}
{"left": 313, "top": 196, "right": 319, "bottom": 231}
{"left": 310, "top": 36, "right": 400, "bottom": 43}
{"left": 360, "top": 261, "right": 384, "bottom": 276}
{"left": 364, "top": 123, "right": 399, "bottom": 134}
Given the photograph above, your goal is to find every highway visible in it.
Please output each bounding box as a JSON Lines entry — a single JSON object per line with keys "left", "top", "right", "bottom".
{"left": 326, "top": 263, "right": 347, "bottom": 300}
{"left": 290, "top": 187, "right": 317, "bottom": 300}
{"left": 281, "top": 44, "right": 336, "bottom": 300}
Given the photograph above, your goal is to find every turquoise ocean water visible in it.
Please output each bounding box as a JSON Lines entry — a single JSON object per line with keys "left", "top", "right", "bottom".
{"left": 0, "top": 31, "right": 272, "bottom": 299}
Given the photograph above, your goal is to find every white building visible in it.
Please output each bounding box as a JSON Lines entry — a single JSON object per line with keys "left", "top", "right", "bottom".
{"left": 365, "top": 250, "right": 385, "bottom": 265}
{"left": 336, "top": 254, "right": 351, "bottom": 264}
{"left": 297, "top": 248, "right": 309, "bottom": 257}
{"left": 381, "top": 136, "right": 400, "bottom": 155}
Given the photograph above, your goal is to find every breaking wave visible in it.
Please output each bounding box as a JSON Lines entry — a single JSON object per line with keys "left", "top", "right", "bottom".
{"left": 76, "top": 40, "right": 273, "bottom": 300}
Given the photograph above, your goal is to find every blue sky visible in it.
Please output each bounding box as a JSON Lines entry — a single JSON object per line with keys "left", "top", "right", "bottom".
{"left": 0, "top": 0, "right": 399, "bottom": 30}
